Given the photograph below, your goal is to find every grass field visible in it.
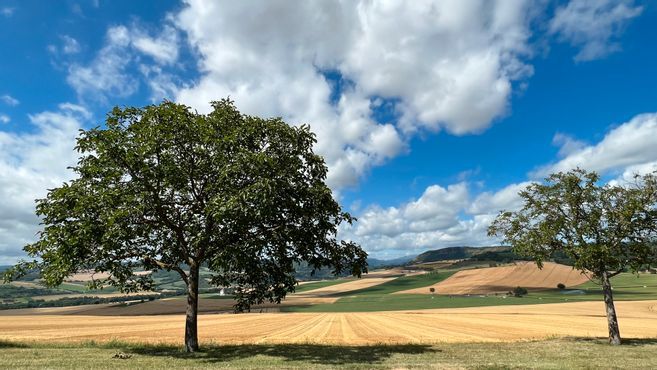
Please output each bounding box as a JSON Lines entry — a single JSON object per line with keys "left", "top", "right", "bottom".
{"left": 331, "top": 271, "right": 454, "bottom": 296}
{"left": 286, "top": 272, "right": 657, "bottom": 312}
{"left": 293, "top": 279, "right": 351, "bottom": 293}
{"left": 2, "top": 338, "right": 657, "bottom": 369}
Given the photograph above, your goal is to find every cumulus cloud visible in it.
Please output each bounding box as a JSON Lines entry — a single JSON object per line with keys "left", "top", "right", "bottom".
{"left": 174, "top": 0, "right": 537, "bottom": 189}
{"left": 468, "top": 182, "right": 532, "bottom": 216}
{"left": 0, "top": 104, "right": 87, "bottom": 264}
{"left": 549, "top": 0, "right": 643, "bottom": 61}
{"left": 340, "top": 181, "right": 530, "bottom": 257}
{"left": 351, "top": 111, "right": 657, "bottom": 258}
{"left": 533, "top": 113, "right": 657, "bottom": 178}
{"left": 0, "top": 114, "right": 9, "bottom": 124}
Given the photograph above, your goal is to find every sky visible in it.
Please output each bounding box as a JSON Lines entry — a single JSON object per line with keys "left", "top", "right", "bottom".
{"left": 1, "top": 0, "right": 657, "bottom": 264}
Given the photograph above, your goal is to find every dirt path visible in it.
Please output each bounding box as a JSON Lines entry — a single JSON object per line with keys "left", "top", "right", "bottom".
{"left": 1, "top": 300, "right": 656, "bottom": 345}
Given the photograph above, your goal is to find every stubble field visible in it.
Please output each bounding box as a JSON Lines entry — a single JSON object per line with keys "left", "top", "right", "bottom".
{"left": 2, "top": 300, "right": 657, "bottom": 345}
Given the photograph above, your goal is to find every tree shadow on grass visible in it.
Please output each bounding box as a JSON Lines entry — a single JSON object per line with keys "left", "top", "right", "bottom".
{"left": 0, "top": 340, "right": 29, "bottom": 348}
{"left": 123, "top": 343, "right": 438, "bottom": 365}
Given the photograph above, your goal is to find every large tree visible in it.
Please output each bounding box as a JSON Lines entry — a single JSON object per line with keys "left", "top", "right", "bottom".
{"left": 488, "top": 169, "right": 657, "bottom": 345}
{"left": 5, "top": 100, "right": 368, "bottom": 352}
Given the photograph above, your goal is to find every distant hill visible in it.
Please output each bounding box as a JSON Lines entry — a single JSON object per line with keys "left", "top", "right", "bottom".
{"left": 367, "top": 255, "right": 416, "bottom": 269}
{"left": 412, "top": 246, "right": 513, "bottom": 264}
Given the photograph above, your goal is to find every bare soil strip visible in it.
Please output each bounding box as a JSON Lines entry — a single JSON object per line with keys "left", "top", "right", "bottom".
{"left": 397, "top": 262, "right": 589, "bottom": 295}
{"left": 1, "top": 300, "right": 655, "bottom": 345}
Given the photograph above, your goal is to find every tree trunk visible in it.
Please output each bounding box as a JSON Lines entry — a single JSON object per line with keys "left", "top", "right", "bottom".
{"left": 601, "top": 270, "right": 621, "bottom": 345}
{"left": 185, "top": 263, "right": 200, "bottom": 352}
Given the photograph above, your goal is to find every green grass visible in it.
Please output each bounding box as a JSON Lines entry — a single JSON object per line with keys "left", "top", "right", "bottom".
{"left": 1, "top": 338, "right": 657, "bottom": 369}
{"left": 55, "top": 282, "right": 118, "bottom": 294}
{"left": 332, "top": 271, "right": 455, "bottom": 297}
{"left": 528, "top": 272, "right": 657, "bottom": 302}
{"left": 293, "top": 279, "right": 352, "bottom": 293}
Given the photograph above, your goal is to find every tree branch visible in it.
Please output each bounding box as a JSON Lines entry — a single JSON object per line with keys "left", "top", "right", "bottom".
{"left": 143, "top": 256, "right": 188, "bottom": 285}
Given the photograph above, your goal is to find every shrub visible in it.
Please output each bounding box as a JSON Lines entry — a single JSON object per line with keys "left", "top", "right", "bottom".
{"left": 429, "top": 287, "right": 435, "bottom": 294}
{"left": 513, "top": 286, "right": 528, "bottom": 297}
{"left": 557, "top": 283, "right": 566, "bottom": 290}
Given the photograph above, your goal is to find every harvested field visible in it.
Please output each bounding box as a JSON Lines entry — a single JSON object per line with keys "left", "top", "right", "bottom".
{"left": 29, "top": 291, "right": 159, "bottom": 302}
{"left": 0, "top": 274, "right": 394, "bottom": 316}
{"left": 398, "top": 262, "right": 589, "bottom": 295}
{"left": 0, "top": 295, "right": 337, "bottom": 316}
{"left": 0, "top": 300, "right": 656, "bottom": 345}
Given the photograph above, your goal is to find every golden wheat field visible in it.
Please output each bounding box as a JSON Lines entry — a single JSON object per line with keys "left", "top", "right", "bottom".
{"left": 398, "top": 262, "right": 589, "bottom": 295}
{"left": 1, "top": 300, "right": 656, "bottom": 345}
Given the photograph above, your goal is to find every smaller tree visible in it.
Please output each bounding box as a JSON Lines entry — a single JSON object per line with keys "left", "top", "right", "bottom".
{"left": 557, "top": 283, "right": 566, "bottom": 290}
{"left": 512, "top": 286, "right": 527, "bottom": 297}
{"left": 429, "top": 287, "right": 436, "bottom": 294}
{"left": 489, "top": 169, "right": 657, "bottom": 345}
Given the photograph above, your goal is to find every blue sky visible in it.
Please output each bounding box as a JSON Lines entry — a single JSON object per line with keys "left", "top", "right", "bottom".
{"left": 1, "top": 1, "right": 657, "bottom": 263}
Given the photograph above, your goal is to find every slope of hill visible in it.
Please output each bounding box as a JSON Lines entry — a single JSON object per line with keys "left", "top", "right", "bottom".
{"left": 398, "top": 262, "right": 589, "bottom": 295}
{"left": 368, "top": 255, "right": 416, "bottom": 268}
{"left": 412, "top": 246, "right": 511, "bottom": 263}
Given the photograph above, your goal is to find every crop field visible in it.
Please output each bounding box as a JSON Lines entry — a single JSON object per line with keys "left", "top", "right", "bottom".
{"left": 2, "top": 266, "right": 657, "bottom": 369}
{"left": 399, "top": 262, "right": 589, "bottom": 295}
{"left": 1, "top": 300, "right": 657, "bottom": 346}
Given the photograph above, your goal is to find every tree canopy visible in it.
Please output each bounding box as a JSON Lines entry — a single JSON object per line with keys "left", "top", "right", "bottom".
{"left": 5, "top": 99, "right": 368, "bottom": 351}
{"left": 488, "top": 168, "right": 657, "bottom": 344}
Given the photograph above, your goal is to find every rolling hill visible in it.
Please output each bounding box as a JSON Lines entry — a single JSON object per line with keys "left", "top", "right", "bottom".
{"left": 412, "top": 246, "right": 513, "bottom": 263}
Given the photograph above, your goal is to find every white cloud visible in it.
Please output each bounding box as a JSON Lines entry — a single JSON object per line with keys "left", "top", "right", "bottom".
{"left": 174, "top": 0, "right": 537, "bottom": 189}
{"left": 468, "top": 182, "right": 532, "bottom": 215}
{"left": 0, "top": 104, "right": 86, "bottom": 264}
{"left": 549, "top": 0, "right": 643, "bottom": 61}
{"left": 61, "top": 35, "right": 81, "bottom": 54}
{"left": 552, "top": 132, "right": 587, "bottom": 158}
{"left": 340, "top": 181, "right": 530, "bottom": 257}
{"left": 347, "top": 112, "right": 657, "bottom": 257}
{"left": 349, "top": 110, "right": 657, "bottom": 258}
{"left": 139, "top": 64, "right": 179, "bottom": 101}
{"left": 132, "top": 25, "right": 179, "bottom": 65}
{"left": 0, "top": 114, "right": 9, "bottom": 124}
{"left": 533, "top": 113, "right": 657, "bottom": 178}
{"left": 67, "top": 26, "right": 138, "bottom": 101}
{"left": 66, "top": 24, "right": 181, "bottom": 101}
{"left": 608, "top": 161, "right": 657, "bottom": 186}
{"left": 1, "top": 94, "right": 19, "bottom": 106}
